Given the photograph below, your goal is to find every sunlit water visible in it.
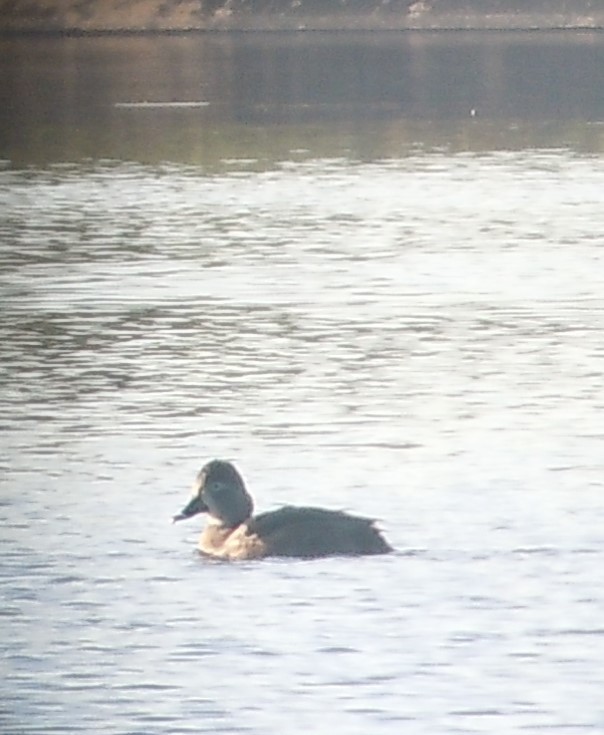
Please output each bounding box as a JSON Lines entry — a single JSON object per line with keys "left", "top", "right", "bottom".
{"left": 2, "top": 31, "right": 604, "bottom": 735}
{"left": 2, "top": 150, "right": 604, "bottom": 734}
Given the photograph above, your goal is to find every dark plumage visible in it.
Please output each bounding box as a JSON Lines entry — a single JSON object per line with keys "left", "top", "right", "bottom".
{"left": 173, "top": 459, "right": 392, "bottom": 560}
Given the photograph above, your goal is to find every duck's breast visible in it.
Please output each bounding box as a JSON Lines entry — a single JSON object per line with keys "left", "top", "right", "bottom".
{"left": 199, "top": 523, "right": 268, "bottom": 560}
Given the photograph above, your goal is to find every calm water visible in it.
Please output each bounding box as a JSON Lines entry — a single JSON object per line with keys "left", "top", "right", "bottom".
{"left": 2, "top": 32, "right": 604, "bottom": 735}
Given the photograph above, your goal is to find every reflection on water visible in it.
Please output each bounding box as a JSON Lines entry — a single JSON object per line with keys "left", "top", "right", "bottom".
{"left": 2, "top": 31, "right": 604, "bottom": 735}
{"left": 1, "top": 32, "right": 604, "bottom": 165}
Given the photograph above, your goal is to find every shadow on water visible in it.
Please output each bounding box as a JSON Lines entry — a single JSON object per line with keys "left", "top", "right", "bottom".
{"left": 1, "top": 31, "right": 604, "bottom": 166}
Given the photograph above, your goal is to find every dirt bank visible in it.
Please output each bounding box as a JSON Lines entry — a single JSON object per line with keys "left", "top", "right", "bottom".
{"left": 1, "top": 0, "right": 603, "bottom": 33}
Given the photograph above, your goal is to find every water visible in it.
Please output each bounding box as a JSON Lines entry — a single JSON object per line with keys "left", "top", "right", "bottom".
{"left": 2, "top": 32, "right": 604, "bottom": 735}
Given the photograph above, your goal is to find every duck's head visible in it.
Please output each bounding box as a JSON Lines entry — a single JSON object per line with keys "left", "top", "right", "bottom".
{"left": 173, "top": 459, "right": 254, "bottom": 528}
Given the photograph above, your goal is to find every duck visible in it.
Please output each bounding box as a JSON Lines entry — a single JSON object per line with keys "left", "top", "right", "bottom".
{"left": 173, "top": 459, "right": 392, "bottom": 560}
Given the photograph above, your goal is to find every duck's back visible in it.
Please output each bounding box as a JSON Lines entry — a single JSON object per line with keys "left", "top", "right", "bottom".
{"left": 247, "top": 506, "right": 391, "bottom": 558}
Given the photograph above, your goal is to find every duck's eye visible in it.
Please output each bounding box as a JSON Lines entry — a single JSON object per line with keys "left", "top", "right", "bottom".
{"left": 205, "top": 480, "right": 227, "bottom": 497}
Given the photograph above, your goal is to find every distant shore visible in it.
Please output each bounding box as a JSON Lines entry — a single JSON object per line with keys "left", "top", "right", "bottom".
{"left": 1, "top": 0, "right": 604, "bottom": 34}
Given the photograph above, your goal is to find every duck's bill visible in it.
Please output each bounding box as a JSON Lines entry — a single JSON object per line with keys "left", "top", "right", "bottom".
{"left": 172, "top": 495, "right": 208, "bottom": 523}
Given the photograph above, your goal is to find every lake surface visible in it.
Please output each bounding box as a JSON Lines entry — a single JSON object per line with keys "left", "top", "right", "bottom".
{"left": 1, "top": 31, "right": 604, "bottom": 735}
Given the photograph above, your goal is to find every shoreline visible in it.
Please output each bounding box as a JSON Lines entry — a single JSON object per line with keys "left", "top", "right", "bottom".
{"left": 1, "top": 1, "right": 604, "bottom": 34}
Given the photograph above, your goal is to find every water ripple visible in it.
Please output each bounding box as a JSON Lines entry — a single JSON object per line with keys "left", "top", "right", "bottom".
{"left": 2, "top": 151, "right": 604, "bottom": 735}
